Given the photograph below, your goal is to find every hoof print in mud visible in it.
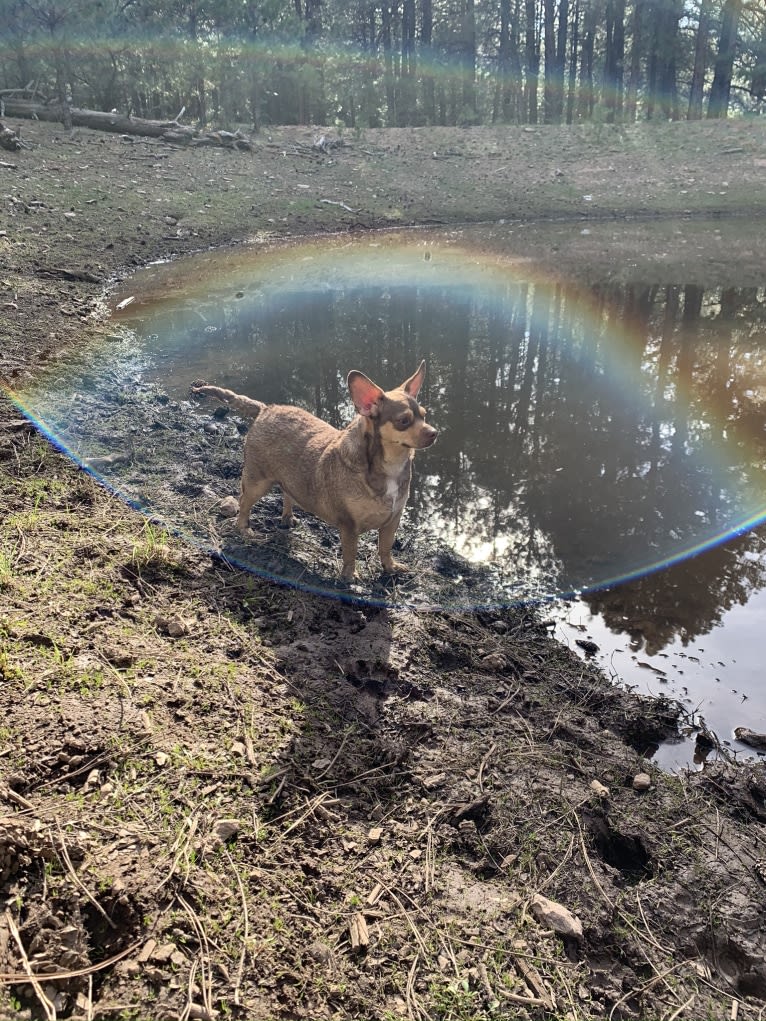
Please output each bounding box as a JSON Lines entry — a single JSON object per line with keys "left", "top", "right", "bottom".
{"left": 583, "top": 810, "right": 653, "bottom": 883}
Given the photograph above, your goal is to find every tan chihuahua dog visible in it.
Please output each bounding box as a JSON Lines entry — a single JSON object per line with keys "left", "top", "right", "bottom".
{"left": 193, "top": 362, "right": 437, "bottom": 580}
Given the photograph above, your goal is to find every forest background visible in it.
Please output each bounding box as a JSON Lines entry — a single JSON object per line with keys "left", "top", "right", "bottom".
{"left": 0, "top": 0, "right": 764, "bottom": 135}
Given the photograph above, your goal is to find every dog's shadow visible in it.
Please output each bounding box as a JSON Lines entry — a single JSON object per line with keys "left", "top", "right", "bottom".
{"left": 258, "top": 602, "right": 432, "bottom": 823}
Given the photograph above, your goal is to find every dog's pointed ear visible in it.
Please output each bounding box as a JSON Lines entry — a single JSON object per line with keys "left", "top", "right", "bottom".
{"left": 402, "top": 360, "right": 426, "bottom": 398}
{"left": 348, "top": 371, "right": 386, "bottom": 417}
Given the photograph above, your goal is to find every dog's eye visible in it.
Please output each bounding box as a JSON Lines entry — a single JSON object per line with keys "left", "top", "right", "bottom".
{"left": 396, "top": 413, "right": 414, "bottom": 430}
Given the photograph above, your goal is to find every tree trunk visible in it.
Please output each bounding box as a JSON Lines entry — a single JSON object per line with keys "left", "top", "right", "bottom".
{"left": 708, "top": 0, "right": 742, "bottom": 118}
{"left": 525, "top": 0, "right": 540, "bottom": 123}
{"left": 497, "top": 0, "right": 515, "bottom": 122}
{"left": 604, "top": 0, "right": 625, "bottom": 122}
{"left": 420, "top": 0, "right": 436, "bottom": 123}
{"left": 625, "top": 0, "right": 645, "bottom": 121}
{"left": 461, "top": 0, "right": 478, "bottom": 122}
{"left": 647, "top": 0, "right": 680, "bottom": 120}
{"left": 381, "top": 2, "right": 397, "bottom": 125}
{"left": 688, "top": 0, "right": 712, "bottom": 119}
{"left": 544, "top": 0, "right": 557, "bottom": 122}
{"left": 566, "top": 0, "right": 579, "bottom": 123}
{"left": 401, "top": 0, "right": 416, "bottom": 124}
{"left": 577, "top": 0, "right": 595, "bottom": 120}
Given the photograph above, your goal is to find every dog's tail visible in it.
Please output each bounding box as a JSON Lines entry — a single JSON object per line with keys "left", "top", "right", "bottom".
{"left": 191, "top": 383, "right": 265, "bottom": 421}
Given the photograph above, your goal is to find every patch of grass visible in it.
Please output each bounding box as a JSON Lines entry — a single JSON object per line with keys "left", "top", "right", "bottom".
{"left": 131, "top": 520, "right": 173, "bottom": 568}
{"left": 0, "top": 544, "right": 16, "bottom": 587}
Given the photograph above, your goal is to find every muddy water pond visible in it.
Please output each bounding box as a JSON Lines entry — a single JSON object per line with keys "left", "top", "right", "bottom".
{"left": 17, "top": 223, "right": 766, "bottom": 766}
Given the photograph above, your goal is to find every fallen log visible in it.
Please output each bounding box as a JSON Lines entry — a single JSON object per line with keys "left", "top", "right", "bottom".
{"left": 0, "top": 99, "right": 251, "bottom": 150}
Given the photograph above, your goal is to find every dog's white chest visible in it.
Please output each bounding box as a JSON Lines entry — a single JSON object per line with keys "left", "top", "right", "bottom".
{"left": 384, "top": 475, "right": 407, "bottom": 516}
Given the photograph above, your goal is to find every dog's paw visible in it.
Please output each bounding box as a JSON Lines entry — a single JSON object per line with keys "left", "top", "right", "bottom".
{"left": 381, "top": 560, "right": 411, "bottom": 576}
{"left": 239, "top": 526, "right": 265, "bottom": 543}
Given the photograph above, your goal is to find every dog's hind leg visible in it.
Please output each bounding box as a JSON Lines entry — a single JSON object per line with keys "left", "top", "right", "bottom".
{"left": 237, "top": 477, "right": 273, "bottom": 536}
{"left": 278, "top": 492, "right": 298, "bottom": 529}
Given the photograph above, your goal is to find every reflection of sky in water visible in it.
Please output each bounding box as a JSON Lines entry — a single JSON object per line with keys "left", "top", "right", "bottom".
{"left": 14, "top": 229, "right": 766, "bottom": 615}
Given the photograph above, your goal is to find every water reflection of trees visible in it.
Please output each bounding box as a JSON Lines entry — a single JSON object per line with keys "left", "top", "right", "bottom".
{"left": 146, "top": 277, "right": 766, "bottom": 647}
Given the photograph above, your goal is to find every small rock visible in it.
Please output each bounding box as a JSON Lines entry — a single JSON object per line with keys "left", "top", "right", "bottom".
{"left": 307, "top": 941, "right": 333, "bottom": 964}
{"left": 155, "top": 751, "right": 169, "bottom": 767}
{"left": 230, "top": 740, "right": 247, "bottom": 758}
{"left": 155, "top": 614, "right": 189, "bottom": 637}
{"left": 632, "top": 772, "right": 652, "bottom": 792}
{"left": 212, "top": 818, "right": 240, "bottom": 843}
{"left": 734, "top": 727, "right": 766, "bottom": 751}
{"left": 576, "top": 639, "right": 599, "bottom": 655}
{"left": 166, "top": 617, "right": 189, "bottom": 638}
{"left": 150, "top": 942, "right": 177, "bottom": 963}
{"left": 530, "top": 894, "right": 583, "bottom": 939}
{"left": 481, "top": 653, "right": 507, "bottom": 670}
{"left": 590, "top": 779, "right": 610, "bottom": 799}
{"left": 137, "top": 939, "right": 157, "bottom": 963}
{"left": 116, "top": 959, "right": 141, "bottom": 977}
{"left": 186, "top": 1005, "right": 218, "bottom": 1021}
{"left": 368, "top": 827, "right": 383, "bottom": 845}
{"left": 102, "top": 645, "right": 136, "bottom": 668}
{"left": 218, "top": 496, "right": 239, "bottom": 518}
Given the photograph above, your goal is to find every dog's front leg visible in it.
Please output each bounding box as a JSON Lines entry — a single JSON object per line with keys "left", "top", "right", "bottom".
{"left": 338, "top": 522, "right": 359, "bottom": 581}
{"left": 378, "top": 512, "right": 408, "bottom": 575}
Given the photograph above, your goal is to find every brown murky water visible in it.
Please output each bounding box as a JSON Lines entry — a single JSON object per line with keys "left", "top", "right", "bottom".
{"left": 18, "top": 224, "right": 766, "bottom": 765}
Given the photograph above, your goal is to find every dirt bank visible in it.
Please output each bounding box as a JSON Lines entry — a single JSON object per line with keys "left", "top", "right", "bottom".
{"left": 1, "top": 117, "right": 766, "bottom": 1020}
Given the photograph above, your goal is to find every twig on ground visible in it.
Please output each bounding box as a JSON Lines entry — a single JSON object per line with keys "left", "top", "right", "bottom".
{"left": 664, "top": 994, "right": 696, "bottom": 1021}
{"left": 55, "top": 819, "right": 116, "bottom": 930}
{"left": 0, "top": 939, "right": 142, "bottom": 984}
{"left": 223, "top": 848, "right": 249, "bottom": 1007}
{"left": 477, "top": 743, "right": 496, "bottom": 793}
{"left": 178, "top": 893, "right": 215, "bottom": 1021}
{"left": 4, "top": 911, "right": 57, "bottom": 1021}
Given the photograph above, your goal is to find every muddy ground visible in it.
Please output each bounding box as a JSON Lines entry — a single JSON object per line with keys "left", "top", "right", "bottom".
{"left": 1, "top": 116, "right": 766, "bottom": 1021}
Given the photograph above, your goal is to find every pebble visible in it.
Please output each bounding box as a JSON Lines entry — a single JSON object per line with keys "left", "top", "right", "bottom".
{"left": 482, "top": 652, "right": 507, "bottom": 670}
{"left": 212, "top": 818, "right": 240, "bottom": 843}
{"left": 633, "top": 772, "right": 652, "bottom": 792}
{"left": 154, "top": 614, "right": 189, "bottom": 637}
{"left": 150, "top": 942, "right": 178, "bottom": 963}
{"left": 590, "top": 779, "right": 610, "bottom": 799}
{"left": 218, "top": 495, "right": 239, "bottom": 518}
{"left": 530, "top": 893, "right": 583, "bottom": 938}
